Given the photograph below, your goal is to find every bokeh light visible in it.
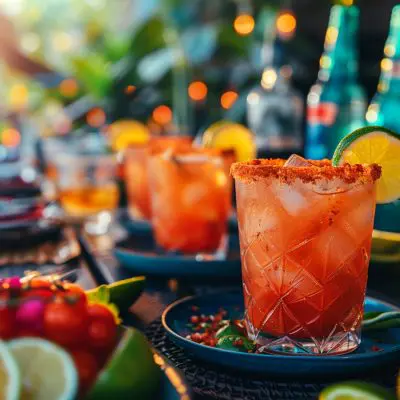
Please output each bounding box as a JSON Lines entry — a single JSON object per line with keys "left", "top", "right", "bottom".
{"left": 276, "top": 12, "right": 297, "bottom": 39}
{"left": 9, "top": 84, "right": 28, "bottom": 110}
{"left": 124, "top": 85, "right": 137, "bottom": 95}
{"left": 87, "top": 108, "right": 106, "bottom": 127}
{"left": 153, "top": 105, "right": 173, "bottom": 125}
{"left": 233, "top": 14, "right": 255, "bottom": 36}
{"left": 381, "top": 58, "right": 393, "bottom": 73}
{"left": 261, "top": 68, "right": 277, "bottom": 90}
{"left": 59, "top": 79, "right": 79, "bottom": 98}
{"left": 221, "top": 91, "right": 238, "bottom": 109}
{"left": 188, "top": 81, "right": 208, "bottom": 101}
{"left": 1, "top": 128, "right": 21, "bottom": 148}
{"left": 52, "top": 32, "right": 73, "bottom": 52}
{"left": 325, "top": 27, "right": 338, "bottom": 46}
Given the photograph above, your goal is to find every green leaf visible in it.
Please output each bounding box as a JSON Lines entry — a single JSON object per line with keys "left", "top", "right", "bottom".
{"left": 131, "top": 17, "right": 167, "bottom": 60}
{"left": 70, "top": 53, "right": 112, "bottom": 98}
{"left": 362, "top": 311, "right": 400, "bottom": 331}
{"left": 216, "top": 324, "right": 241, "bottom": 339}
{"left": 216, "top": 335, "right": 255, "bottom": 352}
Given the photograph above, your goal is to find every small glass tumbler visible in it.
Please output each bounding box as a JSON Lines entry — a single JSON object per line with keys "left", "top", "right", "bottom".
{"left": 232, "top": 159, "right": 380, "bottom": 355}
{"left": 148, "top": 149, "right": 231, "bottom": 259}
{"left": 54, "top": 153, "right": 119, "bottom": 235}
{"left": 124, "top": 136, "right": 193, "bottom": 221}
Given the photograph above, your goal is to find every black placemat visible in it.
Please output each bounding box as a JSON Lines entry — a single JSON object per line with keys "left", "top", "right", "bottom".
{"left": 145, "top": 319, "right": 399, "bottom": 400}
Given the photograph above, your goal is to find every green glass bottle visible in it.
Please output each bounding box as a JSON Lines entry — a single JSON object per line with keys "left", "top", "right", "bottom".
{"left": 305, "top": 5, "right": 366, "bottom": 159}
{"left": 367, "top": 6, "right": 400, "bottom": 233}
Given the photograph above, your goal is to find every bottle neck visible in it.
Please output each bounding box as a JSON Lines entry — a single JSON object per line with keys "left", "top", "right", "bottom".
{"left": 319, "top": 5, "right": 360, "bottom": 82}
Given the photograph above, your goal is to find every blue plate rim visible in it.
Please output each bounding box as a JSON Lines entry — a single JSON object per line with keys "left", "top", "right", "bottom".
{"left": 114, "top": 245, "right": 240, "bottom": 264}
{"left": 162, "top": 290, "right": 400, "bottom": 362}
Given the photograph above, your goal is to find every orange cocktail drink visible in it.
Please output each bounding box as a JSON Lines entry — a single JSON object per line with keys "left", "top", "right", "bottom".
{"left": 232, "top": 159, "right": 381, "bottom": 355}
{"left": 124, "top": 136, "right": 192, "bottom": 220}
{"left": 149, "top": 148, "right": 231, "bottom": 256}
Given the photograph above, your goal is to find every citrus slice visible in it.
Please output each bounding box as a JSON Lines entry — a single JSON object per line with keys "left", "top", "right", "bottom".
{"left": 108, "top": 120, "right": 150, "bottom": 151}
{"left": 332, "top": 126, "right": 400, "bottom": 204}
{"left": 87, "top": 327, "right": 161, "bottom": 399}
{"left": 202, "top": 121, "right": 256, "bottom": 162}
{"left": 86, "top": 276, "right": 146, "bottom": 313}
{"left": 8, "top": 338, "right": 77, "bottom": 400}
{"left": 0, "top": 340, "right": 20, "bottom": 400}
{"left": 319, "top": 381, "right": 396, "bottom": 400}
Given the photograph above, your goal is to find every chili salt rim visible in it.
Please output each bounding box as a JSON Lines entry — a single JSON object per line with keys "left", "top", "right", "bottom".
{"left": 230, "top": 159, "right": 382, "bottom": 184}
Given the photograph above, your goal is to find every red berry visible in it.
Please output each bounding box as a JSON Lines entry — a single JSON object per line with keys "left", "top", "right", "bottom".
{"left": 71, "top": 349, "right": 99, "bottom": 394}
{"left": 190, "top": 315, "right": 200, "bottom": 324}
{"left": 0, "top": 307, "right": 16, "bottom": 339}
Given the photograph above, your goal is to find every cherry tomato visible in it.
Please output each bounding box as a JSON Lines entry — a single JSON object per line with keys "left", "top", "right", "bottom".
{"left": 44, "top": 300, "right": 88, "bottom": 347}
{"left": 71, "top": 349, "right": 99, "bottom": 394}
{"left": 21, "top": 279, "right": 54, "bottom": 300}
{"left": 87, "top": 319, "right": 117, "bottom": 351}
{"left": 59, "top": 283, "right": 87, "bottom": 307}
{"left": 87, "top": 304, "right": 115, "bottom": 325}
{"left": 0, "top": 307, "right": 16, "bottom": 339}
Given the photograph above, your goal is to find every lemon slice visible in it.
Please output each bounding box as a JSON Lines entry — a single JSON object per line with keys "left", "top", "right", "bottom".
{"left": 0, "top": 340, "right": 20, "bottom": 400}
{"left": 319, "top": 381, "right": 396, "bottom": 400}
{"left": 108, "top": 120, "right": 150, "bottom": 152}
{"left": 9, "top": 338, "right": 77, "bottom": 400}
{"left": 332, "top": 126, "right": 400, "bottom": 204}
{"left": 202, "top": 121, "right": 256, "bottom": 162}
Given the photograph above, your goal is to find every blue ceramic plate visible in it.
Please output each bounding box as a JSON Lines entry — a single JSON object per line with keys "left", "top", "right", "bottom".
{"left": 162, "top": 291, "right": 400, "bottom": 376}
{"left": 120, "top": 209, "right": 239, "bottom": 236}
{"left": 155, "top": 350, "right": 192, "bottom": 399}
{"left": 114, "top": 234, "right": 241, "bottom": 278}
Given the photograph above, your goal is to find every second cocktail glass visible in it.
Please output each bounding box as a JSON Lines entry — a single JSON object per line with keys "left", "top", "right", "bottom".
{"left": 232, "top": 159, "right": 381, "bottom": 355}
{"left": 149, "top": 148, "right": 231, "bottom": 258}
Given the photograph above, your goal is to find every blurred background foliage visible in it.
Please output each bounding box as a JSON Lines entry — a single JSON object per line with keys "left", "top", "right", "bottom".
{"left": 0, "top": 0, "right": 397, "bottom": 139}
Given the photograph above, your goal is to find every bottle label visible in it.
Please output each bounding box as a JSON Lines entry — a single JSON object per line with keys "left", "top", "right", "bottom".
{"left": 307, "top": 102, "right": 339, "bottom": 126}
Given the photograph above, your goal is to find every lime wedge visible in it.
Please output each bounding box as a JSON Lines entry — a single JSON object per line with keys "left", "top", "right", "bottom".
{"left": 0, "top": 340, "right": 20, "bottom": 400}
{"left": 371, "top": 229, "right": 400, "bottom": 263}
{"left": 87, "top": 327, "right": 161, "bottom": 399}
{"left": 202, "top": 121, "right": 256, "bottom": 162}
{"left": 86, "top": 276, "right": 145, "bottom": 312}
{"left": 8, "top": 338, "right": 77, "bottom": 400}
{"left": 319, "top": 381, "right": 396, "bottom": 400}
{"left": 332, "top": 126, "right": 400, "bottom": 204}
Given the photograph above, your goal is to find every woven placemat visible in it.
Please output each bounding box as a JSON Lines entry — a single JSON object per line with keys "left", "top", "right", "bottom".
{"left": 145, "top": 319, "right": 398, "bottom": 400}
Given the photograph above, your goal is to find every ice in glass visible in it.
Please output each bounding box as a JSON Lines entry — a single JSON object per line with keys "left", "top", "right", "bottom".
{"left": 232, "top": 158, "right": 381, "bottom": 355}
{"left": 149, "top": 148, "right": 231, "bottom": 256}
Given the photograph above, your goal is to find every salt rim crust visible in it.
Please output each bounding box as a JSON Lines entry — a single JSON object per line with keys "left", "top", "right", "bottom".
{"left": 231, "top": 159, "right": 382, "bottom": 184}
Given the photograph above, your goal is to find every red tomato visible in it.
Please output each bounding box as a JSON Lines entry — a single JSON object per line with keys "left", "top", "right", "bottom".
{"left": 71, "top": 349, "right": 99, "bottom": 394}
{"left": 87, "top": 304, "right": 115, "bottom": 325}
{"left": 44, "top": 301, "right": 88, "bottom": 347}
{"left": 59, "top": 283, "right": 87, "bottom": 307}
{"left": 21, "top": 279, "right": 54, "bottom": 300}
{"left": 0, "top": 307, "right": 16, "bottom": 339}
{"left": 87, "top": 319, "right": 117, "bottom": 351}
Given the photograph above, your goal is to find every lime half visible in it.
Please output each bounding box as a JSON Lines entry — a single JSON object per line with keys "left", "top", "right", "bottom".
{"left": 87, "top": 327, "right": 161, "bottom": 400}
{"left": 332, "top": 126, "right": 400, "bottom": 204}
{"left": 319, "top": 381, "right": 396, "bottom": 400}
{"left": 0, "top": 340, "right": 20, "bottom": 400}
{"left": 9, "top": 338, "right": 77, "bottom": 400}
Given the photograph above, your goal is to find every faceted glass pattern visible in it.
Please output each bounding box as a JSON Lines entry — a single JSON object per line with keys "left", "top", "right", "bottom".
{"left": 235, "top": 176, "right": 376, "bottom": 355}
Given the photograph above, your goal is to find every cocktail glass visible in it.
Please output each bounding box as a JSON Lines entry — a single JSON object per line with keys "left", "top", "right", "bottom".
{"left": 124, "top": 136, "right": 192, "bottom": 221}
{"left": 148, "top": 148, "right": 231, "bottom": 258}
{"left": 232, "top": 158, "right": 381, "bottom": 355}
{"left": 54, "top": 153, "right": 119, "bottom": 235}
